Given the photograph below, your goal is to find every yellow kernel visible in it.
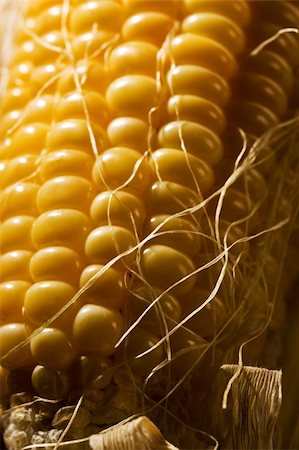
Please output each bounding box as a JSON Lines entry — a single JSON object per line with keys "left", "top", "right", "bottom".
{"left": 158, "top": 121, "right": 222, "bottom": 166}
{"left": 25, "top": 0, "right": 58, "bottom": 17}
{"left": 108, "top": 41, "right": 158, "bottom": 77}
{"left": 39, "top": 149, "right": 93, "bottom": 181}
{"left": 1, "top": 216, "right": 35, "bottom": 252}
{"left": 170, "top": 33, "right": 238, "bottom": 80}
{"left": 24, "top": 281, "right": 77, "bottom": 326}
{"left": 54, "top": 91, "right": 111, "bottom": 126}
{"left": 1, "top": 87, "right": 32, "bottom": 113}
{"left": 0, "top": 154, "right": 38, "bottom": 188}
{"left": 0, "top": 183, "right": 38, "bottom": 218}
{"left": 0, "top": 281, "right": 31, "bottom": 323}
{"left": 30, "top": 64, "right": 60, "bottom": 94}
{"left": 122, "top": 12, "right": 174, "bottom": 46}
{"left": 167, "top": 95, "right": 226, "bottom": 134}
{"left": 31, "top": 209, "right": 92, "bottom": 251}
{"left": 167, "top": 65, "right": 231, "bottom": 106}
{"left": 0, "top": 251, "right": 33, "bottom": 282}
{"left": 70, "top": 1, "right": 124, "bottom": 33}
{"left": 85, "top": 225, "right": 137, "bottom": 267}
{"left": 37, "top": 176, "right": 95, "bottom": 213}
{"left": 92, "top": 147, "right": 152, "bottom": 193}
{"left": 46, "top": 119, "right": 107, "bottom": 153}
{"left": 90, "top": 190, "right": 145, "bottom": 231}
{"left": 80, "top": 264, "right": 125, "bottom": 310}
{"left": 71, "top": 30, "right": 115, "bottom": 61}
{"left": 151, "top": 148, "right": 215, "bottom": 193}
{"left": 0, "top": 323, "right": 32, "bottom": 369}
{"left": 141, "top": 245, "right": 196, "bottom": 296}
{"left": 29, "top": 5, "right": 62, "bottom": 33}
{"left": 31, "top": 365, "right": 70, "bottom": 399}
{"left": 144, "top": 214, "right": 201, "bottom": 257}
{"left": 57, "top": 61, "right": 111, "bottom": 95}
{"left": 120, "top": 327, "right": 164, "bottom": 377}
{"left": 9, "top": 62, "right": 33, "bottom": 87}
{"left": 182, "top": 13, "right": 245, "bottom": 55}
{"left": 10, "top": 123, "right": 49, "bottom": 157}
{"left": 30, "top": 327, "right": 76, "bottom": 370}
{"left": 77, "top": 355, "right": 112, "bottom": 389}
{"left": 107, "top": 117, "right": 149, "bottom": 151}
{"left": 23, "top": 96, "right": 54, "bottom": 124}
{"left": 73, "top": 304, "right": 124, "bottom": 356}
{"left": 29, "top": 247, "right": 81, "bottom": 284}
{"left": 0, "top": 111, "right": 21, "bottom": 138}
{"left": 123, "top": 0, "right": 180, "bottom": 17}
{"left": 146, "top": 181, "right": 202, "bottom": 217}
{"left": 106, "top": 75, "right": 157, "bottom": 120}
{"left": 183, "top": 0, "right": 251, "bottom": 27}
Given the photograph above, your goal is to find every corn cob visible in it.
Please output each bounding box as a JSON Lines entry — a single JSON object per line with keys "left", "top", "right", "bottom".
{"left": 0, "top": 1, "right": 299, "bottom": 449}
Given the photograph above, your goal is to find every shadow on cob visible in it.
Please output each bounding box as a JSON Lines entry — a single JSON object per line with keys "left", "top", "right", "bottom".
{"left": 0, "top": 1, "right": 299, "bottom": 449}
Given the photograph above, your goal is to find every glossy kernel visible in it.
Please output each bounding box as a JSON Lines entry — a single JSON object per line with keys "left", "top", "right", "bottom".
{"left": 167, "top": 65, "right": 231, "bottom": 106}
{"left": 90, "top": 190, "right": 145, "bottom": 231}
{"left": 39, "top": 150, "right": 93, "bottom": 181}
{"left": 183, "top": 0, "right": 251, "bottom": 27}
{"left": 80, "top": 264, "right": 125, "bottom": 310}
{"left": 85, "top": 226, "right": 137, "bottom": 268}
{"left": 144, "top": 214, "right": 201, "bottom": 257}
{"left": 107, "top": 117, "right": 149, "bottom": 151}
{"left": 1, "top": 216, "right": 34, "bottom": 252}
{"left": 31, "top": 209, "right": 92, "bottom": 251}
{"left": 29, "top": 247, "right": 82, "bottom": 284}
{"left": 158, "top": 121, "right": 223, "bottom": 166}
{"left": 123, "top": 0, "right": 180, "bottom": 17}
{"left": 170, "top": 34, "right": 238, "bottom": 80}
{"left": 146, "top": 181, "right": 202, "bottom": 218}
{"left": 0, "top": 323, "right": 32, "bottom": 369}
{"left": 167, "top": 95, "right": 226, "bottom": 134}
{"left": 23, "top": 95, "right": 54, "bottom": 124}
{"left": 108, "top": 41, "right": 158, "bottom": 77}
{"left": 0, "top": 281, "right": 31, "bottom": 323}
{"left": 0, "top": 250, "right": 33, "bottom": 282}
{"left": 46, "top": 119, "right": 107, "bottom": 153}
{"left": 0, "top": 183, "right": 38, "bottom": 218}
{"left": 182, "top": 13, "right": 245, "bottom": 54}
{"left": 151, "top": 148, "right": 215, "bottom": 193}
{"left": 24, "top": 281, "right": 77, "bottom": 327}
{"left": 30, "top": 327, "right": 75, "bottom": 370}
{"left": 10, "top": 123, "right": 49, "bottom": 157}
{"left": 70, "top": 1, "right": 124, "bottom": 33}
{"left": 57, "top": 61, "right": 111, "bottom": 95}
{"left": 54, "top": 91, "right": 111, "bottom": 126}
{"left": 37, "top": 176, "right": 95, "bottom": 213}
{"left": 122, "top": 12, "right": 174, "bottom": 46}
{"left": 92, "top": 147, "right": 152, "bottom": 193}
{"left": 73, "top": 304, "right": 124, "bottom": 357}
{"left": 31, "top": 365, "right": 70, "bottom": 399}
{"left": 106, "top": 75, "right": 157, "bottom": 120}
{"left": 141, "top": 245, "right": 196, "bottom": 296}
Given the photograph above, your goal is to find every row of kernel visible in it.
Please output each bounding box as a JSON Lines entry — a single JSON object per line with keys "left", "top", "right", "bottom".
{"left": 137, "top": 1, "right": 251, "bottom": 353}
{"left": 20, "top": 1, "right": 130, "bottom": 398}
